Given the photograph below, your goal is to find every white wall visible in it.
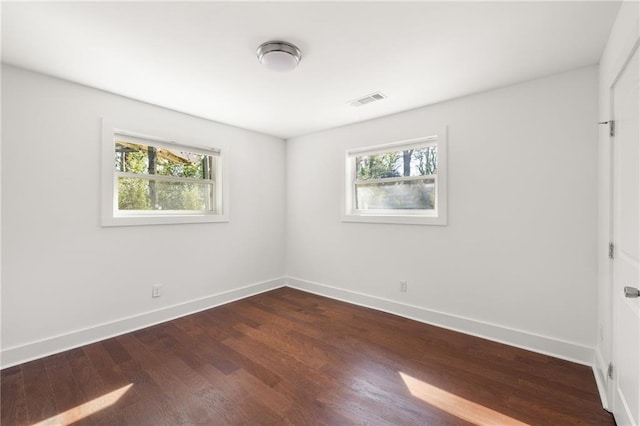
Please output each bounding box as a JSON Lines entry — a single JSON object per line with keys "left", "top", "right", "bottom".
{"left": 1, "top": 65, "right": 286, "bottom": 367}
{"left": 0, "top": 61, "right": 606, "bottom": 370}
{"left": 596, "top": 0, "right": 640, "bottom": 408}
{"left": 287, "top": 66, "right": 599, "bottom": 363}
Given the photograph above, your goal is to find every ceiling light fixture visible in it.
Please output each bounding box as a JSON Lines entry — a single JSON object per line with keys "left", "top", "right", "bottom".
{"left": 257, "top": 41, "right": 301, "bottom": 72}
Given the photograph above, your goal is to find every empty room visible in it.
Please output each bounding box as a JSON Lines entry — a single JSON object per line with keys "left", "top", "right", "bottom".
{"left": 1, "top": 1, "right": 639, "bottom": 425}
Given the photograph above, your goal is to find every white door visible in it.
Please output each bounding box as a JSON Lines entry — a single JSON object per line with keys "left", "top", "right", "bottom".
{"left": 611, "top": 41, "right": 640, "bottom": 426}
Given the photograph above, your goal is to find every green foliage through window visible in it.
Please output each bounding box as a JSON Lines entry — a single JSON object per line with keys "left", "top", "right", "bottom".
{"left": 356, "top": 146, "right": 437, "bottom": 180}
{"left": 353, "top": 144, "right": 438, "bottom": 211}
{"left": 114, "top": 140, "right": 216, "bottom": 212}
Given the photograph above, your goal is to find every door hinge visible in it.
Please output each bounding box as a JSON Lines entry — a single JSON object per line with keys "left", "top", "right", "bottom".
{"left": 599, "top": 120, "right": 616, "bottom": 137}
{"left": 607, "top": 362, "right": 614, "bottom": 379}
{"left": 609, "top": 242, "right": 614, "bottom": 259}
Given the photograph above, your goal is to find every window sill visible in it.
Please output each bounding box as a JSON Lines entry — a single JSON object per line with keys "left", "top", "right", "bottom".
{"left": 342, "top": 213, "right": 447, "bottom": 226}
{"left": 101, "top": 213, "right": 229, "bottom": 227}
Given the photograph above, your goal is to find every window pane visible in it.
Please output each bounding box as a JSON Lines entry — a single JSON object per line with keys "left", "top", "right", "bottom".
{"left": 356, "top": 178, "right": 435, "bottom": 210}
{"left": 355, "top": 146, "right": 437, "bottom": 180}
{"left": 356, "top": 151, "right": 401, "bottom": 179}
{"left": 117, "top": 177, "right": 214, "bottom": 211}
{"left": 115, "top": 141, "right": 214, "bottom": 180}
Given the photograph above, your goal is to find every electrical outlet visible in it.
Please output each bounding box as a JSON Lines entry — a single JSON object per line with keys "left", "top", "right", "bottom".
{"left": 152, "top": 285, "right": 163, "bottom": 298}
{"left": 599, "top": 324, "right": 604, "bottom": 342}
{"left": 399, "top": 280, "right": 408, "bottom": 292}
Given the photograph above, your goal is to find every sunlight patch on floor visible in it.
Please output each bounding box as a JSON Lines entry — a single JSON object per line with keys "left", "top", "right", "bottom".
{"left": 399, "top": 372, "right": 528, "bottom": 426}
{"left": 31, "top": 383, "right": 133, "bottom": 426}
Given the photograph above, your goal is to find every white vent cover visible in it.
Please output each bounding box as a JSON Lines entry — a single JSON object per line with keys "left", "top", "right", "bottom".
{"left": 349, "top": 92, "right": 386, "bottom": 107}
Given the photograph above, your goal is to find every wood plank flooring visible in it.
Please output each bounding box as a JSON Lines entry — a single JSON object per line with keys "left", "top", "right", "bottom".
{"left": 1, "top": 287, "right": 614, "bottom": 425}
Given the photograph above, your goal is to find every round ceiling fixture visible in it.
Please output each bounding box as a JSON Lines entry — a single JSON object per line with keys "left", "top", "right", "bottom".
{"left": 257, "top": 41, "right": 301, "bottom": 72}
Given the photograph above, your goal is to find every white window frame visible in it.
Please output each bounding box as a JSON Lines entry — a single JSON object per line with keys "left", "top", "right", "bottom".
{"left": 101, "top": 118, "right": 229, "bottom": 226}
{"left": 343, "top": 129, "right": 447, "bottom": 226}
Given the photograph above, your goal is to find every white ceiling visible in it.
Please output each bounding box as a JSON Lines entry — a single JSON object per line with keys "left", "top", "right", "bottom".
{"left": 2, "top": 1, "right": 620, "bottom": 139}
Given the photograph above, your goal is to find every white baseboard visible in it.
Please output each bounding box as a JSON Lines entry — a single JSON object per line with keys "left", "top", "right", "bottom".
{"left": 287, "top": 277, "right": 596, "bottom": 366}
{"left": 593, "top": 347, "right": 611, "bottom": 411}
{"left": 1, "top": 277, "right": 286, "bottom": 369}
{"left": 1, "top": 276, "right": 598, "bottom": 373}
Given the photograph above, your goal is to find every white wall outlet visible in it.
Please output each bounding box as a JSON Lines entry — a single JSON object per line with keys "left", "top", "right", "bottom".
{"left": 152, "top": 285, "right": 163, "bottom": 298}
{"left": 599, "top": 323, "right": 604, "bottom": 342}
{"left": 399, "top": 280, "right": 408, "bottom": 292}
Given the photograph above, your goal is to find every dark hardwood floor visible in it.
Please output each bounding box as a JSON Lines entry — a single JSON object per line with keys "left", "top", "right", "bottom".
{"left": 1, "top": 287, "right": 614, "bottom": 425}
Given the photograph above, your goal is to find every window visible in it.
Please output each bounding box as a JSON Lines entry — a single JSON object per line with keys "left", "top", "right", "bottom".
{"left": 344, "top": 131, "right": 447, "bottom": 225}
{"left": 101, "top": 121, "right": 228, "bottom": 226}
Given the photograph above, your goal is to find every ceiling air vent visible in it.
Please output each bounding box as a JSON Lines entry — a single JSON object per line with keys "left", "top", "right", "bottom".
{"left": 349, "top": 92, "right": 386, "bottom": 107}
